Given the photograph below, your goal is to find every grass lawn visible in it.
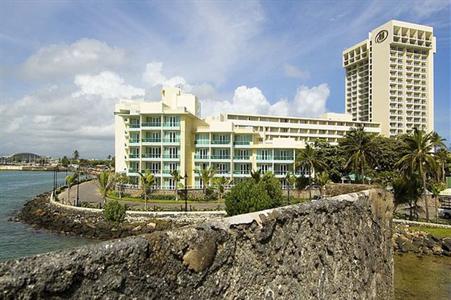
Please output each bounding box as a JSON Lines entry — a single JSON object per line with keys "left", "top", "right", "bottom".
{"left": 408, "top": 226, "right": 451, "bottom": 238}
{"left": 107, "top": 192, "right": 224, "bottom": 205}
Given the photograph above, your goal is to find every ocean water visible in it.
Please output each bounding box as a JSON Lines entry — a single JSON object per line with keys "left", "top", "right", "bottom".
{"left": 0, "top": 171, "right": 93, "bottom": 261}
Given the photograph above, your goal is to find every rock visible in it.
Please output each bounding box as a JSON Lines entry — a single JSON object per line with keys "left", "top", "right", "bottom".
{"left": 442, "top": 238, "right": 451, "bottom": 252}
{"left": 432, "top": 244, "right": 443, "bottom": 255}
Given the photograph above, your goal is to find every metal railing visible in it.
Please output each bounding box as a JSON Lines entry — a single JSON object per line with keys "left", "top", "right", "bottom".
{"left": 142, "top": 138, "right": 161, "bottom": 143}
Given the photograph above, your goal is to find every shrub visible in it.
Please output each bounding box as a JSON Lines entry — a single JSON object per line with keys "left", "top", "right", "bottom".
{"left": 225, "top": 176, "right": 283, "bottom": 216}
{"left": 204, "top": 186, "right": 218, "bottom": 201}
{"left": 103, "top": 200, "right": 127, "bottom": 223}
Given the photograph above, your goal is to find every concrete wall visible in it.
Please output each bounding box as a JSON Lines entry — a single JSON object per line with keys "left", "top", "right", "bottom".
{"left": 0, "top": 189, "right": 393, "bottom": 299}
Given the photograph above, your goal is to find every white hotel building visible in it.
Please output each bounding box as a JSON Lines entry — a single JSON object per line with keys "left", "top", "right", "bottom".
{"left": 115, "top": 87, "right": 380, "bottom": 188}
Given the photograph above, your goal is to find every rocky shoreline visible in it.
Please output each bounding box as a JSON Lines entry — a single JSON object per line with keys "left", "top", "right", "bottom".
{"left": 393, "top": 224, "right": 451, "bottom": 256}
{"left": 14, "top": 192, "right": 177, "bottom": 240}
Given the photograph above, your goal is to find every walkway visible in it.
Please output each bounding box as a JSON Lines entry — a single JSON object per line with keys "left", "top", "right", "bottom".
{"left": 58, "top": 180, "right": 225, "bottom": 211}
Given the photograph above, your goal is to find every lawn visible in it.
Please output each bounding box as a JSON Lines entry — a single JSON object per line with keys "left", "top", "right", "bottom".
{"left": 408, "top": 226, "right": 451, "bottom": 239}
{"left": 106, "top": 192, "right": 224, "bottom": 205}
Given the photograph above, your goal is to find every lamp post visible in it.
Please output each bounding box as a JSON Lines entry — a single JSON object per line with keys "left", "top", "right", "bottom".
{"left": 184, "top": 173, "right": 188, "bottom": 212}
{"left": 76, "top": 169, "right": 80, "bottom": 207}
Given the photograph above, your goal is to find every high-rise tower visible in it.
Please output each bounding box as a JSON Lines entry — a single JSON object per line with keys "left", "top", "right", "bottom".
{"left": 343, "top": 20, "right": 435, "bottom": 136}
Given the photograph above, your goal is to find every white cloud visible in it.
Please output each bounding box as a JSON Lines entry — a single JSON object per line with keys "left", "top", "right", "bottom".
{"left": 20, "top": 39, "right": 126, "bottom": 80}
{"left": 283, "top": 64, "right": 310, "bottom": 80}
{"left": 201, "top": 84, "right": 329, "bottom": 118}
{"left": 73, "top": 71, "right": 145, "bottom": 100}
{"left": 411, "top": 0, "right": 449, "bottom": 18}
{"left": 142, "top": 62, "right": 187, "bottom": 88}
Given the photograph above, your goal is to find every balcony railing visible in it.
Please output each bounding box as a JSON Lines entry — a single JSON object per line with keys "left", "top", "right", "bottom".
{"left": 128, "top": 154, "right": 140, "bottom": 158}
{"left": 141, "top": 122, "right": 161, "bottom": 127}
{"left": 194, "top": 155, "right": 209, "bottom": 159}
{"left": 128, "top": 168, "right": 138, "bottom": 173}
{"left": 256, "top": 156, "right": 273, "bottom": 161}
{"left": 162, "top": 155, "right": 180, "bottom": 159}
{"left": 273, "top": 156, "right": 294, "bottom": 161}
{"left": 162, "top": 169, "right": 180, "bottom": 174}
{"left": 162, "top": 138, "right": 180, "bottom": 143}
{"left": 211, "top": 155, "right": 230, "bottom": 160}
{"left": 141, "top": 153, "right": 161, "bottom": 158}
{"left": 233, "top": 156, "right": 250, "bottom": 160}
{"left": 142, "top": 138, "right": 161, "bottom": 143}
{"left": 129, "top": 139, "right": 140, "bottom": 143}
{"left": 233, "top": 141, "right": 251, "bottom": 145}
{"left": 140, "top": 169, "right": 160, "bottom": 174}
{"left": 195, "top": 140, "right": 210, "bottom": 145}
{"left": 211, "top": 140, "right": 230, "bottom": 145}
{"left": 129, "top": 124, "right": 140, "bottom": 128}
{"left": 163, "top": 122, "right": 180, "bottom": 128}
{"left": 233, "top": 170, "right": 250, "bottom": 175}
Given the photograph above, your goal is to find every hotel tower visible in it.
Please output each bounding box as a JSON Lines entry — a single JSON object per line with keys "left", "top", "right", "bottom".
{"left": 343, "top": 20, "right": 435, "bottom": 137}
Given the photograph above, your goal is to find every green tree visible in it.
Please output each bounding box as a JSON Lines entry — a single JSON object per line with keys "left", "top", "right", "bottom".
{"left": 115, "top": 173, "right": 129, "bottom": 199}
{"left": 65, "top": 173, "right": 78, "bottom": 205}
{"left": 213, "top": 176, "right": 231, "bottom": 202}
{"left": 314, "top": 140, "right": 346, "bottom": 182}
{"left": 397, "top": 128, "right": 437, "bottom": 222}
{"left": 429, "top": 181, "right": 446, "bottom": 222}
{"left": 285, "top": 172, "right": 296, "bottom": 204}
{"left": 250, "top": 169, "right": 262, "bottom": 183}
{"left": 73, "top": 150, "right": 80, "bottom": 162}
{"left": 315, "top": 171, "right": 330, "bottom": 198}
{"left": 196, "top": 166, "right": 216, "bottom": 195}
{"left": 171, "top": 170, "right": 183, "bottom": 201}
{"left": 295, "top": 144, "right": 326, "bottom": 199}
{"left": 103, "top": 199, "right": 126, "bottom": 223}
{"left": 139, "top": 171, "right": 155, "bottom": 210}
{"left": 392, "top": 174, "right": 423, "bottom": 220}
{"left": 225, "top": 175, "right": 282, "bottom": 216}
{"left": 98, "top": 171, "right": 115, "bottom": 207}
{"left": 339, "top": 126, "right": 377, "bottom": 184}
{"left": 435, "top": 148, "right": 449, "bottom": 182}
{"left": 61, "top": 156, "right": 70, "bottom": 167}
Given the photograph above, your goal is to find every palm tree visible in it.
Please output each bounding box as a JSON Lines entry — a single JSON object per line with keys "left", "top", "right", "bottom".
{"left": 285, "top": 172, "right": 296, "bottom": 204}
{"left": 295, "top": 144, "right": 326, "bottom": 199}
{"left": 98, "top": 171, "right": 115, "bottom": 207}
{"left": 115, "top": 173, "right": 128, "bottom": 199}
{"left": 315, "top": 172, "right": 330, "bottom": 199}
{"left": 339, "top": 126, "right": 377, "bottom": 184}
{"left": 65, "top": 173, "right": 78, "bottom": 205}
{"left": 73, "top": 150, "right": 79, "bottom": 162}
{"left": 250, "top": 169, "right": 262, "bottom": 183}
{"left": 196, "top": 166, "right": 216, "bottom": 195}
{"left": 429, "top": 181, "right": 446, "bottom": 222}
{"left": 213, "top": 176, "right": 231, "bottom": 202}
{"left": 435, "top": 148, "right": 449, "bottom": 182}
{"left": 138, "top": 171, "right": 155, "bottom": 210}
{"left": 171, "top": 170, "right": 183, "bottom": 201}
{"left": 397, "top": 128, "right": 437, "bottom": 222}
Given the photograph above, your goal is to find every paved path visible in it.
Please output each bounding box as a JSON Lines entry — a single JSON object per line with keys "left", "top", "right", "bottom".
{"left": 59, "top": 180, "right": 225, "bottom": 211}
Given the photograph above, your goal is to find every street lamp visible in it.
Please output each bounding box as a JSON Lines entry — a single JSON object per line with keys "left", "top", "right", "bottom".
{"left": 184, "top": 173, "right": 188, "bottom": 212}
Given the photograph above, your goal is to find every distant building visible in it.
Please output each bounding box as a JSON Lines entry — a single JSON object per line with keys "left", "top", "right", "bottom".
{"left": 114, "top": 87, "right": 380, "bottom": 188}
{"left": 343, "top": 20, "right": 435, "bottom": 137}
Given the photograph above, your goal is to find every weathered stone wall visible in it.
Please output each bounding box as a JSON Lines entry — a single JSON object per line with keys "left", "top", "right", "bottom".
{"left": 0, "top": 189, "right": 394, "bottom": 299}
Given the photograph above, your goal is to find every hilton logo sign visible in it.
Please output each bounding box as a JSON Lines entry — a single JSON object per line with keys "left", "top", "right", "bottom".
{"left": 375, "top": 30, "right": 388, "bottom": 43}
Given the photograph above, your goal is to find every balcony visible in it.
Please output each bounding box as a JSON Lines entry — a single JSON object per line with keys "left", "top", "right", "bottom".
{"left": 142, "top": 138, "right": 161, "bottom": 143}
{"left": 129, "top": 124, "right": 140, "bottom": 128}
{"left": 273, "top": 156, "right": 294, "bottom": 161}
{"left": 128, "top": 168, "right": 138, "bottom": 173}
{"left": 194, "top": 154, "right": 209, "bottom": 160}
{"left": 162, "top": 138, "right": 180, "bottom": 144}
{"left": 210, "top": 155, "right": 230, "bottom": 160}
{"left": 141, "top": 153, "right": 161, "bottom": 159}
{"left": 163, "top": 122, "right": 180, "bottom": 129}
{"left": 162, "top": 154, "right": 180, "bottom": 160}
{"left": 211, "top": 140, "right": 230, "bottom": 145}
{"left": 233, "top": 170, "right": 251, "bottom": 175}
{"left": 233, "top": 141, "right": 251, "bottom": 146}
{"left": 195, "top": 140, "right": 209, "bottom": 145}
{"left": 129, "top": 139, "right": 140, "bottom": 144}
{"left": 141, "top": 122, "right": 161, "bottom": 128}
{"left": 128, "top": 153, "right": 140, "bottom": 159}
{"left": 162, "top": 169, "right": 180, "bottom": 175}
{"left": 256, "top": 156, "right": 273, "bottom": 161}
{"left": 234, "top": 156, "right": 251, "bottom": 160}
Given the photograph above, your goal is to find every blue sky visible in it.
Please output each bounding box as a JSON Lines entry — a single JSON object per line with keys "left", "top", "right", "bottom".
{"left": 0, "top": 0, "right": 449, "bottom": 157}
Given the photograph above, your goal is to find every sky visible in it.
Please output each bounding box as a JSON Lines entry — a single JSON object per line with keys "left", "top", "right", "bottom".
{"left": 0, "top": 0, "right": 450, "bottom": 158}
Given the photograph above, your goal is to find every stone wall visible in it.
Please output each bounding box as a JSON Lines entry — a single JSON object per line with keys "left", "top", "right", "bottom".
{"left": 0, "top": 189, "right": 394, "bottom": 299}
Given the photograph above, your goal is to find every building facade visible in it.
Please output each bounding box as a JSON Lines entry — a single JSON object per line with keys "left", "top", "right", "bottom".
{"left": 115, "top": 87, "right": 380, "bottom": 188}
{"left": 343, "top": 20, "right": 435, "bottom": 137}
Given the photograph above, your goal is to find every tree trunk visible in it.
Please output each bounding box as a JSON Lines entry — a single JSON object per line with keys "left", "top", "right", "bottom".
{"left": 423, "top": 174, "right": 429, "bottom": 222}
{"left": 145, "top": 193, "right": 148, "bottom": 210}
{"left": 362, "top": 166, "right": 365, "bottom": 184}
{"left": 287, "top": 186, "right": 290, "bottom": 205}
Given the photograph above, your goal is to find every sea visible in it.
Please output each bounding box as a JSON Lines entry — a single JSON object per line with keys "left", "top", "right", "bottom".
{"left": 0, "top": 171, "right": 93, "bottom": 261}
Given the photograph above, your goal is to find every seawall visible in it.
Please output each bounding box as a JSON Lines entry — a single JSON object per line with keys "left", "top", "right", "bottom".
{"left": 1, "top": 189, "right": 394, "bottom": 299}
